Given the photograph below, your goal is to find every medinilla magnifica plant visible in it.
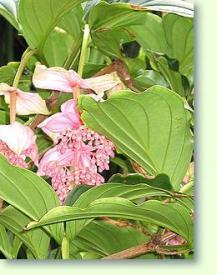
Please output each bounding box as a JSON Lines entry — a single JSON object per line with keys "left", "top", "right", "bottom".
{"left": 0, "top": 0, "right": 194, "bottom": 260}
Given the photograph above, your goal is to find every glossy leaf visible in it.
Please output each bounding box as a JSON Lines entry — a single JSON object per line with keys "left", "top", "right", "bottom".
{"left": 0, "top": 155, "right": 63, "bottom": 243}
{"left": 66, "top": 182, "right": 182, "bottom": 239}
{"left": 43, "top": 5, "right": 84, "bottom": 66}
{"left": 131, "top": 13, "right": 194, "bottom": 78}
{"left": 79, "top": 86, "right": 193, "bottom": 189}
{"left": 43, "top": 28, "right": 74, "bottom": 66}
{"left": 0, "top": 206, "right": 50, "bottom": 259}
{"left": 27, "top": 197, "right": 193, "bottom": 246}
{"left": 18, "top": 0, "right": 84, "bottom": 52}
{"left": 71, "top": 220, "right": 150, "bottom": 258}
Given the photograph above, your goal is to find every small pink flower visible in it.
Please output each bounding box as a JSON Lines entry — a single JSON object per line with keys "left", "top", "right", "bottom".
{"left": 33, "top": 64, "right": 120, "bottom": 95}
{"left": 38, "top": 99, "right": 115, "bottom": 202}
{"left": 0, "top": 83, "right": 50, "bottom": 115}
{"left": 0, "top": 122, "right": 39, "bottom": 168}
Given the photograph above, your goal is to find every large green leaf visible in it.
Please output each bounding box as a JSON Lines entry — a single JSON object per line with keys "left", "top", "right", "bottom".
{"left": 0, "top": 0, "right": 19, "bottom": 29}
{"left": 0, "top": 206, "right": 49, "bottom": 259}
{"left": 89, "top": 3, "right": 193, "bottom": 79}
{"left": 58, "top": 4, "right": 83, "bottom": 39}
{"left": 66, "top": 182, "right": 176, "bottom": 239}
{"left": 43, "top": 5, "right": 84, "bottom": 66}
{"left": 131, "top": 13, "right": 194, "bottom": 78}
{"left": 88, "top": 2, "right": 158, "bottom": 58}
{"left": 147, "top": 53, "right": 186, "bottom": 96}
{"left": 0, "top": 155, "right": 63, "bottom": 243}
{"left": 27, "top": 197, "right": 193, "bottom": 246}
{"left": 71, "top": 220, "right": 150, "bottom": 258}
{"left": 79, "top": 86, "right": 193, "bottom": 189}
{"left": 89, "top": 2, "right": 148, "bottom": 30}
{"left": 43, "top": 28, "right": 74, "bottom": 66}
{"left": 18, "top": 0, "right": 84, "bottom": 53}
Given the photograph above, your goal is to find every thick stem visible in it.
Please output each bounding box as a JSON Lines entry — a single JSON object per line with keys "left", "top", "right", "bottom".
{"left": 103, "top": 242, "right": 155, "bottom": 260}
{"left": 78, "top": 24, "right": 90, "bottom": 77}
{"left": 10, "top": 47, "right": 36, "bottom": 124}
{"left": 103, "top": 241, "right": 190, "bottom": 260}
{"left": 61, "top": 235, "right": 70, "bottom": 260}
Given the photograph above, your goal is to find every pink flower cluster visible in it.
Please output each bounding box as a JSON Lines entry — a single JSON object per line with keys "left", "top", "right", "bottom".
{"left": 38, "top": 100, "right": 115, "bottom": 202}
{"left": 0, "top": 64, "right": 117, "bottom": 203}
{"left": 0, "top": 140, "right": 27, "bottom": 168}
{"left": 0, "top": 122, "right": 39, "bottom": 168}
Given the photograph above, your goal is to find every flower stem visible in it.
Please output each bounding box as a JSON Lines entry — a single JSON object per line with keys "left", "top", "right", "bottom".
{"left": 10, "top": 47, "right": 36, "bottom": 124}
{"left": 77, "top": 24, "right": 90, "bottom": 77}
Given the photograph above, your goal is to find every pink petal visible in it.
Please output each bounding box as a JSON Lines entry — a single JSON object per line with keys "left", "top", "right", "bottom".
{"left": 33, "top": 64, "right": 74, "bottom": 93}
{"left": 38, "top": 147, "right": 74, "bottom": 176}
{"left": 61, "top": 99, "right": 77, "bottom": 113}
{"left": 38, "top": 112, "right": 80, "bottom": 141}
{"left": 4, "top": 89, "right": 50, "bottom": 115}
{"left": 61, "top": 99, "right": 82, "bottom": 125}
{"left": 27, "top": 144, "right": 39, "bottom": 166}
{"left": 0, "top": 122, "right": 36, "bottom": 155}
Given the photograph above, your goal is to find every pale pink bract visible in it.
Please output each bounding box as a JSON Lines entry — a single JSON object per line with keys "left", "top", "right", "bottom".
{"left": 33, "top": 64, "right": 120, "bottom": 95}
{"left": 0, "top": 83, "right": 50, "bottom": 115}
{"left": 0, "top": 122, "right": 39, "bottom": 168}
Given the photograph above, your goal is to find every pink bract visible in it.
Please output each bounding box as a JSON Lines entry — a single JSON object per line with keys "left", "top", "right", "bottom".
{"left": 0, "top": 122, "right": 39, "bottom": 168}
{"left": 38, "top": 99, "right": 82, "bottom": 141}
{"left": 0, "top": 83, "right": 50, "bottom": 115}
{"left": 33, "top": 64, "right": 120, "bottom": 94}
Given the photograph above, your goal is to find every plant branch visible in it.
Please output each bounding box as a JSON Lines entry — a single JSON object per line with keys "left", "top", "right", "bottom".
{"left": 103, "top": 242, "right": 156, "bottom": 259}
{"left": 103, "top": 233, "right": 189, "bottom": 259}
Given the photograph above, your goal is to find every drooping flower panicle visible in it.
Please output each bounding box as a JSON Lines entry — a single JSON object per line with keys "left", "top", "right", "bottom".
{"left": 38, "top": 99, "right": 115, "bottom": 202}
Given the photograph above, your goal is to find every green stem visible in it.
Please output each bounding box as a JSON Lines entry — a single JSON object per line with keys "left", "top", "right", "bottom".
{"left": 179, "top": 181, "right": 194, "bottom": 194}
{"left": 77, "top": 24, "right": 90, "bottom": 77}
{"left": 61, "top": 235, "right": 70, "bottom": 260}
{"left": 10, "top": 47, "right": 36, "bottom": 124}
{"left": 13, "top": 47, "right": 36, "bottom": 87}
